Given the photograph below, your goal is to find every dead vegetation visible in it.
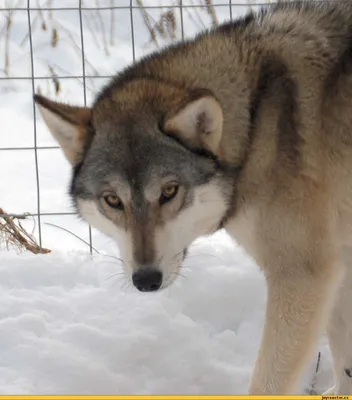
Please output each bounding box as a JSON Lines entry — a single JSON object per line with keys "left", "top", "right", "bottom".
{"left": 137, "top": 0, "right": 220, "bottom": 48}
{"left": 0, "top": 0, "right": 256, "bottom": 93}
{"left": 0, "top": 208, "right": 50, "bottom": 254}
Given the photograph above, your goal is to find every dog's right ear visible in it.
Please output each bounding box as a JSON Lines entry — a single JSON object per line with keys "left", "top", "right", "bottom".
{"left": 34, "top": 94, "right": 93, "bottom": 165}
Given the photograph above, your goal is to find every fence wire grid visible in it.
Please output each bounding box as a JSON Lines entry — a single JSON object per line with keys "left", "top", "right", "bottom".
{"left": 0, "top": 0, "right": 313, "bottom": 253}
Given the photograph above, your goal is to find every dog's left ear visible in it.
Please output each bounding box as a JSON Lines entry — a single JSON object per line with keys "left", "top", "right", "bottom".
{"left": 34, "top": 94, "right": 93, "bottom": 165}
{"left": 164, "top": 95, "right": 223, "bottom": 154}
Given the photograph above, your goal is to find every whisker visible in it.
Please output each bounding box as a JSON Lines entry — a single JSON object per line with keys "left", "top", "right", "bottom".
{"left": 120, "top": 278, "right": 129, "bottom": 291}
{"left": 185, "top": 253, "right": 225, "bottom": 262}
{"left": 98, "top": 254, "right": 125, "bottom": 264}
{"left": 171, "top": 249, "right": 186, "bottom": 262}
{"left": 105, "top": 271, "right": 125, "bottom": 281}
{"left": 98, "top": 260, "right": 124, "bottom": 266}
{"left": 124, "top": 281, "right": 134, "bottom": 293}
{"left": 172, "top": 271, "right": 187, "bottom": 280}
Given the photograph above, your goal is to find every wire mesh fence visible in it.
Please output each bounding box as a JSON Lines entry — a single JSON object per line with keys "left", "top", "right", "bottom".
{"left": 0, "top": 0, "right": 278, "bottom": 253}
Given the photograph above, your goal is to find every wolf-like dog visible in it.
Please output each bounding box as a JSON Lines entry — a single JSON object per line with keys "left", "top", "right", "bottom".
{"left": 34, "top": 0, "right": 352, "bottom": 394}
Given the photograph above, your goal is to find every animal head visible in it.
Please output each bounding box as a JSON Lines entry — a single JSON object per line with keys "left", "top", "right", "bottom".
{"left": 35, "top": 79, "right": 232, "bottom": 291}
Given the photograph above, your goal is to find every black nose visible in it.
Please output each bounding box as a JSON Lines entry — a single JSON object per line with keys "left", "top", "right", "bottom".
{"left": 132, "top": 269, "right": 162, "bottom": 292}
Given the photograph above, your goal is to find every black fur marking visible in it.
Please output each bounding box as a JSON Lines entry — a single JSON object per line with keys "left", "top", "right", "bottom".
{"left": 217, "top": 203, "right": 233, "bottom": 231}
{"left": 216, "top": 164, "right": 243, "bottom": 231}
{"left": 69, "top": 161, "right": 83, "bottom": 197}
{"left": 211, "top": 57, "right": 278, "bottom": 230}
{"left": 218, "top": 56, "right": 300, "bottom": 230}
{"left": 345, "top": 368, "right": 352, "bottom": 378}
{"left": 248, "top": 57, "right": 299, "bottom": 158}
{"left": 224, "top": 57, "right": 284, "bottom": 226}
{"left": 253, "top": 55, "right": 300, "bottom": 167}
{"left": 276, "top": 69, "right": 300, "bottom": 166}
{"left": 249, "top": 58, "right": 274, "bottom": 135}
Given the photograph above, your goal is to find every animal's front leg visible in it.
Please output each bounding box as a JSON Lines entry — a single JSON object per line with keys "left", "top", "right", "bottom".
{"left": 248, "top": 260, "right": 340, "bottom": 394}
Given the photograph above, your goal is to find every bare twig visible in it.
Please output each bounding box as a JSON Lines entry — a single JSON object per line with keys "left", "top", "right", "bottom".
{"left": 4, "top": 7, "right": 13, "bottom": 75}
{"left": 2, "top": 0, "right": 23, "bottom": 74}
{"left": 36, "top": 0, "right": 48, "bottom": 31}
{"left": 203, "top": 0, "right": 218, "bottom": 26}
{"left": 95, "top": 0, "right": 110, "bottom": 56}
{"left": 48, "top": 65, "right": 61, "bottom": 95}
{"left": 136, "top": 0, "right": 160, "bottom": 49}
{"left": 184, "top": 0, "right": 206, "bottom": 31}
{"left": 20, "top": 0, "right": 51, "bottom": 47}
{"left": 83, "top": 13, "right": 101, "bottom": 48}
{"left": 53, "top": 20, "right": 100, "bottom": 75}
{"left": 110, "top": 0, "right": 115, "bottom": 46}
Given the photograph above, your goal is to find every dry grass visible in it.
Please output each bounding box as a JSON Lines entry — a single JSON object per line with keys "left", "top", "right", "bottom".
{"left": 0, "top": 208, "right": 51, "bottom": 254}
{"left": 137, "top": 0, "right": 221, "bottom": 48}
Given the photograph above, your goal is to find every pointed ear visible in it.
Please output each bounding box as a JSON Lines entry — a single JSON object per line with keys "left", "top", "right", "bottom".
{"left": 164, "top": 95, "right": 223, "bottom": 154}
{"left": 34, "top": 94, "right": 93, "bottom": 165}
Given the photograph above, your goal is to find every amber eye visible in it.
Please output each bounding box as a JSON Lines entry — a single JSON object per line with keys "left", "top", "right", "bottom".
{"left": 103, "top": 193, "right": 124, "bottom": 210}
{"left": 160, "top": 184, "right": 179, "bottom": 205}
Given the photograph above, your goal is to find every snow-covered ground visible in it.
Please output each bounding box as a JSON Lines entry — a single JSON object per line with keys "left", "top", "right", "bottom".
{"left": 1, "top": 0, "right": 333, "bottom": 394}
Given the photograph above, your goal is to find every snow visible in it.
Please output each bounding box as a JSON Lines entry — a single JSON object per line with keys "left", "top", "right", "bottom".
{"left": 0, "top": 237, "right": 333, "bottom": 394}
{"left": 1, "top": 0, "right": 333, "bottom": 395}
